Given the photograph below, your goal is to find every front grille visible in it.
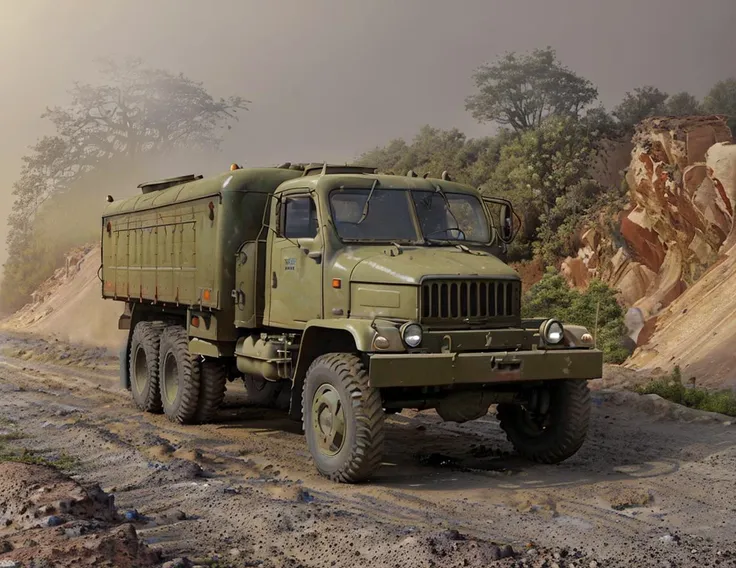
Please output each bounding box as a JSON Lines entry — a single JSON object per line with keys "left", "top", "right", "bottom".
{"left": 420, "top": 278, "right": 521, "bottom": 324}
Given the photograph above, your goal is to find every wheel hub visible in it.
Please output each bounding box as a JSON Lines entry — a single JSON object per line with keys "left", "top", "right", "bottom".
{"left": 132, "top": 346, "right": 148, "bottom": 395}
{"left": 162, "top": 352, "right": 179, "bottom": 405}
{"left": 312, "top": 384, "right": 346, "bottom": 456}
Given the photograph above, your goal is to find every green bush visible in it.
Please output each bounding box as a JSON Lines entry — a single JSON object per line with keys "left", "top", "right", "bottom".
{"left": 522, "top": 268, "right": 629, "bottom": 363}
{"left": 635, "top": 366, "right": 736, "bottom": 417}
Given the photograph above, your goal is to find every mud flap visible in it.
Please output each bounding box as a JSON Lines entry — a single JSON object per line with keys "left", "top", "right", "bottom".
{"left": 119, "top": 339, "right": 131, "bottom": 390}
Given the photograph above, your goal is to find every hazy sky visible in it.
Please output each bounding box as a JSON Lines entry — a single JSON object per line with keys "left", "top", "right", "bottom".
{"left": 0, "top": 0, "right": 735, "bottom": 263}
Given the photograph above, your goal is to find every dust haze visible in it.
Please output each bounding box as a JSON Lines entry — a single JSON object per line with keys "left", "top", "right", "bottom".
{"left": 0, "top": 0, "right": 734, "bottom": 266}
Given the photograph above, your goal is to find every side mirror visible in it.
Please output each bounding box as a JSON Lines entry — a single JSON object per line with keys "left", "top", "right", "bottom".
{"left": 482, "top": 196, "right": 517, "bottom": 244}
{"left": 500, "top": 203, "right": 513, "bottom": 243}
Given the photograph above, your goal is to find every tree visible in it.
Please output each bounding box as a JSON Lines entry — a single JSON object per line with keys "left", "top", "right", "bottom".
{"left": 465, "top": 47, "right": 598, "bottom": 133}
{"left": 356, "top": 125, "right": 515, "bottom": 188}
{"left": 703, "top": 78, "right": 736, "bottom": 133}
{"left": 0, "top": 58, "right": 248, "bottom": 313}
{"left": 582, "top": 105, "right": 622, "bottom": 139}
{"left": 483, "top": 116, "right": 604, "bottom": 261}
{"left": 42, "top": 57, "right": 248, "bottom": 174}
{"left": 664, "top": 91, "right": 702, "bottom": 116}
{"left": 612, "top": 86, "right": 668, "bottom": 131}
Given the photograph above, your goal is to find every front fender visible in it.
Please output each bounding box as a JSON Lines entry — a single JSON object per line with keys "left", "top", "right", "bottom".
{"left": 310, "top": 318, "right": 405, "bottom": 351}
{"left": 288, "top": 318, "right": 405, "bottom": 421}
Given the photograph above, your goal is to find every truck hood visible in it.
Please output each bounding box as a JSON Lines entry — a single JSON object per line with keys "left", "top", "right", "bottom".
{"left": 344, "top": 246, "right": 520, "bottom": 285}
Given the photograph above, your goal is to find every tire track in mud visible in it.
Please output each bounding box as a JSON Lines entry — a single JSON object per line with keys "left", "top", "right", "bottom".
{"left": 1, "top": 342, "right": 736, "bottom": 566}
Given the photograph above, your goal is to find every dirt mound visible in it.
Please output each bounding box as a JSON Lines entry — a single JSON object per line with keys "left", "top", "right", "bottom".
{"left": 1, "top": 244, "right": 125, "bottom": 350}
{"left": 0, "top": 462, "right": 159, "bottom": 567}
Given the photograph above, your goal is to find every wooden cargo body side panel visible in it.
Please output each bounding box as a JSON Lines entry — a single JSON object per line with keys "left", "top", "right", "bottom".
{"left": 102, "top": 197, "right": 221, "bottom": 309}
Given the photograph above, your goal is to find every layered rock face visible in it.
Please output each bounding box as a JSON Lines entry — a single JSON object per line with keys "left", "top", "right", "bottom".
{"left": 562, "top": 116, "right": 736, "bottom": 345}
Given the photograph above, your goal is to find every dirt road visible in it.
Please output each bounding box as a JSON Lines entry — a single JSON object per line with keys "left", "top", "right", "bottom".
{"left": 1, "top": 332, "right": 735, "bottom": 568}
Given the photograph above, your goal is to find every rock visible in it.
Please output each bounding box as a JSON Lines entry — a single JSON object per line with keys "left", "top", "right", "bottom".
{"left": 499, "top": 544, "right": 514, "bottom": 558}
{"left": 174, "top": 510, "right": 187, "bottom": 521}
{"left": 297, "top": 488, "right": 315, "bottom": 503}
{"left": 660, "top": 534, "right": 681, "bottom": 544}
{"left": 0, "top": 541, "right": 12, "bottom": 553}
{"left": 162, "top": 558, "right": 193, "bottom": 568}
{"left": 0, "top": 561, "right": 20, "bottom": 568}
{"left": 45, "top": 515, "right": 64, "bottom": 527}
{"left": 229, "top": 548, "right": 242, "bottom": 558}
{"left": 486, "top": 545, "right": 501, "bottom": 561}
{"left": 563, "top": 116, "right": 736, "bottom": 354}
{"left": 441, "top": 529, "right": 465, "bottom": 541}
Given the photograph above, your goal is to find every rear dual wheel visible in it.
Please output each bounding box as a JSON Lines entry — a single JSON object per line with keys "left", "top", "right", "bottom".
{"left": 128, "top": 322, "right": 227, "bottom": 424}
{"left": 129, "top": 322, "right": 165, "bottom": 413}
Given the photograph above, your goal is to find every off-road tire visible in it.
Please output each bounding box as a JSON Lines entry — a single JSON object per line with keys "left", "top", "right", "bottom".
{"left": 497, "top": 379, "right": 591, "bottom": 464}
{"left": 194, "top": 359, "right": 228, "bottom": 423}
{"left": 129, "top": 322, "right": 165, "bottom": 413}
{"left": 243, "top": 375, "right": 290, "bottom": 410}
{"left": 302, "top": 353, "right": 385, "bottom": 483}
{"left": 158, "top": 325, "right": 200, "bottom": 424}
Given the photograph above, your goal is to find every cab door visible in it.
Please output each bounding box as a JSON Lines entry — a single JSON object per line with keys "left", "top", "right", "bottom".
{"left": 266, "top": 192, "right": 323, "bottom": 327}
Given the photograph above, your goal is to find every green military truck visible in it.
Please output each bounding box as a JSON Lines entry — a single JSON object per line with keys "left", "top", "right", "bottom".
{"left": 101, "top": 162, "right": 602, "bottom": 483}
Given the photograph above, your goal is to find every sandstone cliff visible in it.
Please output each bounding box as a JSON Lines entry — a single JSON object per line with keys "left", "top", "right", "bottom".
{"left": 624, "top": 239, "right": 736, "bottom": 389}
{"left": 562, "top": 116, "right": 736, "bottom": 347}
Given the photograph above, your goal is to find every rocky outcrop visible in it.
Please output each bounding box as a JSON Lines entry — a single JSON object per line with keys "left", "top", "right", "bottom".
{"left": 562, "top": 116, "right": 735, "bottom": 346}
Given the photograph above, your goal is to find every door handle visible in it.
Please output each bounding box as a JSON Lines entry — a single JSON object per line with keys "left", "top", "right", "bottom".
{"left": 272, "top": 271, "right": 277, "bottom": 288}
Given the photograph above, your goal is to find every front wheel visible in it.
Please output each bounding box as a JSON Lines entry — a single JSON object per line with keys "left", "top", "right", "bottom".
{"left": 497, "top": 379, "right": 591, "bottom": 464}
{"left": 303, "top": 353, "right": 385, "bottom": 483}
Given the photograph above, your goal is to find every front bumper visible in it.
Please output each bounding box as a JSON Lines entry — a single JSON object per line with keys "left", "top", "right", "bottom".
{"left": 368, "top": 348, "right": 603, "bottom": 388}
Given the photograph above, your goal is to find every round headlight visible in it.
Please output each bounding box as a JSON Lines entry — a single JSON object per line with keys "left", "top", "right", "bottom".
{"left": 541, "top": 319, "right": 564, "bottom": 345}
{"left": 401, "top": 323, "right": 423, "bottom": 348}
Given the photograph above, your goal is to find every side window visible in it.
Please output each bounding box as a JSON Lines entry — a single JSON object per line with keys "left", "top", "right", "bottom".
{"left": 282, "top": 196, "right": 318, "bottom": 239}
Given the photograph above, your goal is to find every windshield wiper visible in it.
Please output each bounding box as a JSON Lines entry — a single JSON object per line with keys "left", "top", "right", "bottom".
{"left": 356, "top": 179, "right": 378, "bottom": 225}
{"left": 433, "top": 183, "right": 463, "bottom": 232}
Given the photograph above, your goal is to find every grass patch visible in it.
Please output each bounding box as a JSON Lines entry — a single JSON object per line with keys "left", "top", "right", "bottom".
{"left": 0, "top": 430, "right": 79, "bottom": 470}
{"left": 0, "top": 446, "right": 79, "bottom": 470}
{"left": 634, "top": 366, "right": 736, "bottom": 417}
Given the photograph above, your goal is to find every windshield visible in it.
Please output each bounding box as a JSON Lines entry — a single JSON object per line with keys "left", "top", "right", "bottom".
{"left": 412, "top": 190, "right": 490, "bottom": 243}
{"left": 330, "top": 189, "right": 420, "bottom": 241}
{"left": 329, "top": 188, "right": 490, "bottom": 243}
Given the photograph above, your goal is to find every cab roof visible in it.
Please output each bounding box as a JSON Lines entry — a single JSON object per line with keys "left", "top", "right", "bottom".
{"left": 103, "top": 164, "right": 480, "bottom": 216}
{"left": 276, "top": 172, "right": 480, "bottom": 196}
